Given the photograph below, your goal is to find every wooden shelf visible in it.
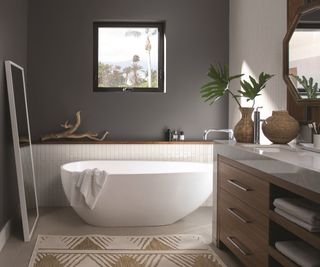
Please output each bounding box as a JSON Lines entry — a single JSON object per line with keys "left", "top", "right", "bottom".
{"left": 32, "top": 140, "right": 215, "bottom": 145}
{"left": 269, "top": 211, "right": 320, "bottom": 250}
{"left": 268, "top": 246, "right": 299, "bottom": 267}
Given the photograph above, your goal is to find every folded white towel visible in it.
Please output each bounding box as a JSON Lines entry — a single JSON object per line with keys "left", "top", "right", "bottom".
{"left": 275, "top": 208, "right": 320, "bottom": 232}
{"left": 273, "top": 198, "right": 320, "bottom": 226}
{"left": 275, "top": 241, "right": 320, "bottom": 267}
{"left": 76, "top": 168, "right": 108, "bottom": 210}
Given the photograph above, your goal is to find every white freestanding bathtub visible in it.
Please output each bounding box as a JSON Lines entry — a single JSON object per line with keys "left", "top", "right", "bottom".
{"left": 61, "top": 160, "right": 213, "bottom": 227}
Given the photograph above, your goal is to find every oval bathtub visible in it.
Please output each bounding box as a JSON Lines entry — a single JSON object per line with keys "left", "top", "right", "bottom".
{"left": 61, "top": 160, "right": 213, "bottom": 227}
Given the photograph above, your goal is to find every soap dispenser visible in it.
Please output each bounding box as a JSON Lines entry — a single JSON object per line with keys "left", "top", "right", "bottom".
{"left": 172, "top": 130, "right": 178, "bottom": 141}
{"left": 179, "top": 131, "right": 185, "bottom": 141}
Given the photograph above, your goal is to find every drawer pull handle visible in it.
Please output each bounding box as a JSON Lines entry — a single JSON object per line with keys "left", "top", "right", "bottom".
{"left": 227, "top": 236, "right": 251, "bottom": 256}
{"left": 227, "top": 208, "right": 251, "bottom": 223}
{"left": 227, "top": 179, "right": 251, "bottom": 191}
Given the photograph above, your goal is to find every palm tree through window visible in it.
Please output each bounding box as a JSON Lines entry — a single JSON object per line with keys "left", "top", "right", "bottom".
{"left": 93, "top": 22, "right": 165, "bottom": 92}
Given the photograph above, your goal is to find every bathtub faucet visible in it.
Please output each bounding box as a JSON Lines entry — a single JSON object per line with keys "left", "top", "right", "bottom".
{"left": 203, "top": 129, "right": 234, "bottom": 141}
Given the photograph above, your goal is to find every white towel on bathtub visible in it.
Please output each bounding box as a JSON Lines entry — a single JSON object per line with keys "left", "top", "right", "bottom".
{"left": 75, "top": 168, "right": 108, "bottom": 210}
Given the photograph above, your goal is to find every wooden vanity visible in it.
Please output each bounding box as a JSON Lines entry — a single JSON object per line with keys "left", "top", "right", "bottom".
{"left": 216, "top": 152, "right": 320, "bottom": 267}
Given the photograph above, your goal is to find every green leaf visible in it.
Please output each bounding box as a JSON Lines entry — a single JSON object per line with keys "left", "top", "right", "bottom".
{"left": 290, "top": 74, "right": 319, "bottom": 99}
{"left": 239, "top": 72, "right": 274, "bottom": 103}
{"left": 199, "top": 63, "right": 243, "bottom": 105}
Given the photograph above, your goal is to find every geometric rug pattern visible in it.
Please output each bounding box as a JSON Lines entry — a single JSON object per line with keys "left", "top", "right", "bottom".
{"left": 28, "top": 235, "right": 227, "bottom": 267}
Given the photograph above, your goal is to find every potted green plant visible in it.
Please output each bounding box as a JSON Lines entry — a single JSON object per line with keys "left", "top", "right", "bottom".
{"left": 200, "top": 64, "right": 274, "bottom": 143}
{"left": 290, "top": 75, "right": 319, "bottom": 99}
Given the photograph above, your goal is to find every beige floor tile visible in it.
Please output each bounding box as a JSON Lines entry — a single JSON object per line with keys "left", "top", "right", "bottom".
{"left": 0, "top": 207, "right": 240, "bottom": 267}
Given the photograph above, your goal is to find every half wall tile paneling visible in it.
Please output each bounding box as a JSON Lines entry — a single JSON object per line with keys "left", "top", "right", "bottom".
{"left": 32, "top": 144, "right": 214, "bottom": 207}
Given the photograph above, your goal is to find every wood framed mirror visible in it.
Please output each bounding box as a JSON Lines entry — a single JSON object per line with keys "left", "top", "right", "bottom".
{"left": 284, "top": 0, "right": 320, "bottom": 105}
{"left": 5, "top": 61, "right": 38, "bottom": 242}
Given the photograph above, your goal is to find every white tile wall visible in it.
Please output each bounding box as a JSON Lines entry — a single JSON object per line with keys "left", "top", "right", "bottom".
{"left": 229, "top": 0, "right": 287, "bottom": 144}
{"left": 32, "top": 144, "right": 214, "bottom": 207}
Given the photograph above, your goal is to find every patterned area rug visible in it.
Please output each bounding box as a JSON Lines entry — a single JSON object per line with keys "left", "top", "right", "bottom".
{"left": 28, "top": 234, "right": 227, "bottom": 267}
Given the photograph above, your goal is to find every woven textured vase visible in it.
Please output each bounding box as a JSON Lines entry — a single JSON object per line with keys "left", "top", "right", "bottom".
{"left": 234, "top": 107, "right": 254, "bottom": 143}
{"left": 262, "top": 111, "right": 299, "bottom": 144}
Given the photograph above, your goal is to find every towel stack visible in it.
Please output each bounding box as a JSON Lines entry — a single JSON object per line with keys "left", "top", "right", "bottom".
{"left": 273, "top": 198, "right": 320, "bottom": 232}
{"left": 275, "top": 241, "right": 320, "bottom": 267}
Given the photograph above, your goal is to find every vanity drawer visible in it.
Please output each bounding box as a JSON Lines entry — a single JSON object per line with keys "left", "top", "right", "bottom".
{"left": 219, "top": 189, "right": 268, "bottom": 244}
{"left": 219, "top": 161, "right": 269, "bottom": 214}
{"left": 220, "top": 231, "right": 268, "bottom": 267}
{"left": 219, "top": 194, "right": 268, "bottom": 267}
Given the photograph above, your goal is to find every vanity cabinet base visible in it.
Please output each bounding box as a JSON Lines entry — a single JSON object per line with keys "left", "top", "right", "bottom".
{"left": 217, "top": 155, "right": 320, "bottom": 267}
{"left": 217, "top": 156, "right": 269, "bottom": 267}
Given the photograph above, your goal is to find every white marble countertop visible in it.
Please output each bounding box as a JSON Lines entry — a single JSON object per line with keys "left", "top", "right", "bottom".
{"left": 217, "top": 141, "right": 320, "bottom": 173}
{"left": 214, "top": 140, "right": 320, "bottom": 194}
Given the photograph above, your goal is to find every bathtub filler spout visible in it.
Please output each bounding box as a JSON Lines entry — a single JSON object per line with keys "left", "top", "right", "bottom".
{"left": 203, "top": 129, "right": 234, "bottom": 140}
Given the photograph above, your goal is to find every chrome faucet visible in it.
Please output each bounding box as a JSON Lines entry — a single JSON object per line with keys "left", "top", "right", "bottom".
{"left": 254, "top": 106, "right": 264, "bottom": 144}
{"left": 203, "top": 129, "right": 234, "bottom": 140}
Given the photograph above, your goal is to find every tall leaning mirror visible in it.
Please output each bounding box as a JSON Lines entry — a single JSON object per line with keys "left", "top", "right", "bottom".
{"left": 5, "top": 61, "right": 38, "bottom": 242}
{"left": 284, "top": 0, "right": 320, "bottom": 104}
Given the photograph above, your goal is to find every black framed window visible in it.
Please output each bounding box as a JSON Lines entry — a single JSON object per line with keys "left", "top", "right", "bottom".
{"left": 93, "top": 21, "right": 165, "bottom": 92}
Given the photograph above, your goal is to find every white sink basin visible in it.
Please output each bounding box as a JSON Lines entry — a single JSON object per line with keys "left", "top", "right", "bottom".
{"left": 238, "top": 143, "right": 298, "bottom": 153}
{"left": 240, "top": 143, "right": 280, "bottom": 148}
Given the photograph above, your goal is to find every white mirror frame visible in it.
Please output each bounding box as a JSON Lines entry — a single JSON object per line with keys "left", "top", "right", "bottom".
{"left": 5, "top": 61, "right": 38, "bottom": 242}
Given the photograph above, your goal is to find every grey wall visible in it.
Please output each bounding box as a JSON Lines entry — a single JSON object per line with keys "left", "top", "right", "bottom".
{"left": 0, "top": 0, "right": 28, "bottom": 230}
{"left": 27, "top": 0, "right": 229, "bottom": 141}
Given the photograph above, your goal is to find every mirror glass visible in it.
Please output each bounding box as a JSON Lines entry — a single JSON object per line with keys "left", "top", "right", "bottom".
{"left": 288, "top": 8, "right": 320, "bottom": 99}
{"left": 5, "top": 61, "right": 38, "bottom": 241}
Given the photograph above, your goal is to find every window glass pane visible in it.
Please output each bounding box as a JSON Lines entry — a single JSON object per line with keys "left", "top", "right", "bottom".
{"left": 98, "top": 27, "right": 159, "bottom": 88}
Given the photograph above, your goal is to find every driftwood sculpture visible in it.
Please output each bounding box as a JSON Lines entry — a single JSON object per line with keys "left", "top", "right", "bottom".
{"left": 41, "top": 111, "right": 109, "bottom": 142}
